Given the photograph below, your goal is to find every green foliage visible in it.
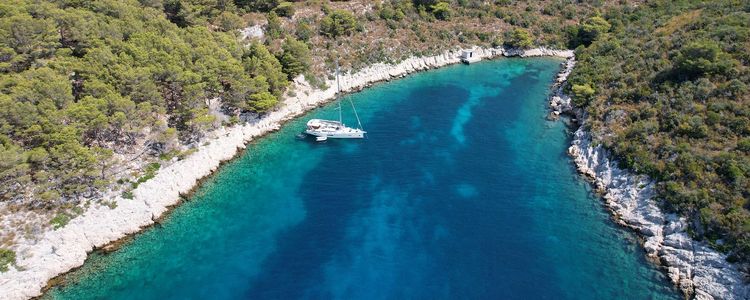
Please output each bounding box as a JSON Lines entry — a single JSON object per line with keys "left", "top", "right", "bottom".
{"left": 0, "top": 14, "right": 59, "bottom": 71}
{"left": 413, "top": 0, "right": 439, "bottom": 7}
{"left": 50, "top": 213, "right": 71, "bottom": 229}
{"left": 243, "top": 41, "right": 289, "bottom": 96}
{"left": 737, "top": 138, "right": 750, "bottom": 153}
{"left": 122, "top": 190, "right": 134, "bottom": 199}
{"left": 278, "top": 37, "right": 312, "bottom": 79}
{"left": 266, "top": 12, "right": 283, "bottom": 40}
{"left": 568, "top": 0, "right": 750, "bottom": 264}
{"left": 274, "top": 2, "right": 295, "bottom": 18}
{"left": 430, "top": 2, "right": 452, "bottom": 20}
{"left": 673, "top": 40, "right": 733, "bottom": 79}
{"left": 571, "top": 84, "right": 595, "bottom": 105}
{"left": 0, "top": 0, "right": 296, "bottom": 205}
{"left": 319, "top": 9, "right": 358, "bottom": 39}
{"left": 213, "top": 11, "right": 244, "bottom": 32}
{"left": 491, "top": 37, "right": 503, "bottom": 48}
{"left": 247, "top": 91, "right": 278, "bottom": 113}
{"left": 576, "top": 16, "right": 611, "bottom": 46}
{"left": 132, "top": 162, "right": 160, "bottom": 188}
{"left": 504, "top": 28, "right": 533, "bottom": 49}
{"left": 379, "top": 4, "right": 406, "bottom": 21}
{"left": 0, "top": 248, "right": 15, "bottom": 272}
{"left": 295, "top": 20, "right": 313, "bottom": 41}
{"left": 236, "top": 0, "right": 279, "bottom": 12}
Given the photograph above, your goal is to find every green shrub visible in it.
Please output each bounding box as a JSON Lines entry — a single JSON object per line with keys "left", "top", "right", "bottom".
{"left": 212, "top": 11, "right": 244, "bottom": 32}
{"left": 319, "top": 9, "right": 358, "bottom": 39}
{"left": 266, "top": 12, "right": 283, "bottom": 39}
{"left": 0, "top": 249, "right": 15, "bottom": 272}
{"left": 571, "top": 84, "right": 595, "bottom": 105}
{"left": 737, "top": 139, "right": 750, "bottom": 153}
{"left": 576, "top": 16, "right": 611, "bottom": 46}
{"left": 295, "top": 20, "right": 314, "bottom": 41}
{"left": 50, "top": 213, "right": 71, "bottom": 229}
{"left": 673, "top": 40, "right": 734, "bottom": 79}
{"left": 248, "top": 91, "right": 279, "bottom": 113}
{"left": 132, "top": 163, "right": 161, "bottom": 188}
{"left": 504, "top": 28, "right": 533, "bottom": 49}
{"left": 274, "top": 2, "right": 295, "bottom": 17}
{"left": 430, "top": 2, "right": 452, "bottom": 20}
{"left": 278, "top": 37, "right": 312, "bottom": 79}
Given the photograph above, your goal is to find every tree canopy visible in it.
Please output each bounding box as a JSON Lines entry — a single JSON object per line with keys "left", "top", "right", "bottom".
{"left": 319, "top": 9, "right": 358, "bottom": 39}
{"left": 504, "top": 28, "right": 533, "bottom": 49}
{"left": 278, "top": 37, "right": 312, "bottom": 79}
{"left": 0, "top": 0, "right": 289, "bottom": 206}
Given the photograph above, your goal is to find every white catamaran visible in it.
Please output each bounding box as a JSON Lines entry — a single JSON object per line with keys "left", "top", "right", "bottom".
{"left": 305, "top": 63, "right": 366, "bottom": 141}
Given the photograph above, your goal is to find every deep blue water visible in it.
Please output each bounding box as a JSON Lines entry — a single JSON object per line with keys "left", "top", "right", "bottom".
{"left": 47, "top": 58, "right": 678, "bottom": 299}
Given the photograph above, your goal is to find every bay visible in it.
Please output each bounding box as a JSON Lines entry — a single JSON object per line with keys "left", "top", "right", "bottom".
{"left": 47, "top": 58, "right": 678, "bottom": 300}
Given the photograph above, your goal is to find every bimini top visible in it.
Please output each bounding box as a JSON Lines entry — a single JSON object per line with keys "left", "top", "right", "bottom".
{"left": 306, "top": 119, "right": 343, "bottom": 129}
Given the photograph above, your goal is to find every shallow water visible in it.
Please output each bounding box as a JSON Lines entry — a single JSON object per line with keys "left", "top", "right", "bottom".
{"left": 47, "top": 58, "right": 678, "bottom": 299}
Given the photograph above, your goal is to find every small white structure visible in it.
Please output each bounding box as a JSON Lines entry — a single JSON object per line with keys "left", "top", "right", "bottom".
{"left": 460, "top": 49, "right": 481, "bottom": 64}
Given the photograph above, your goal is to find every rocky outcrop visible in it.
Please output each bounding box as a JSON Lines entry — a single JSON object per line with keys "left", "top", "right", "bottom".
{"left": 549, "top": 57, "right": 576, "bottom": 117}
{"left": 1, "top": 46, "right": 556, "bottom": 300}
{"left": 239, "top": 25, "right": 264, "bottom": 40}
{"left": 504, "top": 47, "right": 574, "bottom": 58}
{"left": 568, "top": 129, "right": 750, "bottom": 299}
{"left": 556, "top": 66, "right": 750, "bottom": 298}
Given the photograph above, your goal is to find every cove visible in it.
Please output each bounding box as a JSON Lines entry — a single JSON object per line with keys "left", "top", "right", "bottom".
{"left": 45, "top": 58, "right": 678, "bottom": 299}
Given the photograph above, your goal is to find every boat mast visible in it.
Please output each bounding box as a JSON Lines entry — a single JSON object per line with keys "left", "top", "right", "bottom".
{"left": 336, "top": 60, "right": 342, "bottom": 124}
{"left": 349, "top": 98, "right": 364, "bottom": 131}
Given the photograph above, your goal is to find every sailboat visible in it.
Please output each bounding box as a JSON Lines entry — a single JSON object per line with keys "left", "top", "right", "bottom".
{"left": 305, "top": 62, "right": 366, "bottom": 141}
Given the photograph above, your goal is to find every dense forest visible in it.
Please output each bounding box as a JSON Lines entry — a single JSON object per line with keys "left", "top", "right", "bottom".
{"left": 0, "top": 0, "right": 748, "bottom": 271}
{"left": 0, "top": 0, "right": 300, "bottom": 208}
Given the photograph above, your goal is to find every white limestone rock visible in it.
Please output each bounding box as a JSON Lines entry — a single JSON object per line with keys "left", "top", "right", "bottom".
{"left": 569, "top": 127, "right": 750, "bottom": 299}
{"left": 239, "top": 25, "right": 264, "bottom": 40}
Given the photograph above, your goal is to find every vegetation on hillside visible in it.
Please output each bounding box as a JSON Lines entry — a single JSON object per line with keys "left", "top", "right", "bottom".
{"left": 0, "top": 0, "right": 296, "bottom": 209}
{"left": 567, "top": 0, "right": 750, "bottom": 266}
{"left": 0, "top": 0, "right": 601, "bottom": 212}
{"left": 3, "top": 0, "right": 746, "bottom": 273}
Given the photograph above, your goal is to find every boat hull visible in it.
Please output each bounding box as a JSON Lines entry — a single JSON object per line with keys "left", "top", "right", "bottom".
{"left": 304, "top": 129, "right": 365, "bottom": 139}
{"left": 305, "top": 118, "right": 366, "bottom": 139}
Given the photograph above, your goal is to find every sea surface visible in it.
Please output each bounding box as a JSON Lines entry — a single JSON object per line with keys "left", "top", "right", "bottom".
{"left": 46, "top": 58, "right": 678, "bottom": 299}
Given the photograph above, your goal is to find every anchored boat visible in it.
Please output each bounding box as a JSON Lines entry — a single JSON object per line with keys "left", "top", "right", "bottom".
{"left": 305, "top": 62, "right": 366, "bottom": 141}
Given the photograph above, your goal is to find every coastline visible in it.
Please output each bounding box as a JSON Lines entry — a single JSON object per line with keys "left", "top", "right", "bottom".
{"left": 0, "top": 46, "right": 571, "bottom": 300}
{"left": 554, "top": 69, "right": 750, "bottom": 298}
{"left": 567, "top": 127, "right": 750, "bottom": 300}
{"left": 4, "top": 45, "right": 744, "bottom": 300}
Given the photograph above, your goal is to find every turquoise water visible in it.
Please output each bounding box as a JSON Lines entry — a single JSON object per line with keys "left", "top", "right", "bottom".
{"left": 47, "top": 58, "right": 678, "bottom": 299}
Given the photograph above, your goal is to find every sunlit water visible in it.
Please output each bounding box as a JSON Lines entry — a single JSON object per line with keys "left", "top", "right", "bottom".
{"left": 47, "top": 58, "right": 677, "bottom": 299}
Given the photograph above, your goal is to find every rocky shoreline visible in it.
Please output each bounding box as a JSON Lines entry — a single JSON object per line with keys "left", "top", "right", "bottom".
{"left": 552, "top": 60, "right": 750, "bottom": 298}
{"left": 4, "top": 45, "right": 743, "bottom": 300}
